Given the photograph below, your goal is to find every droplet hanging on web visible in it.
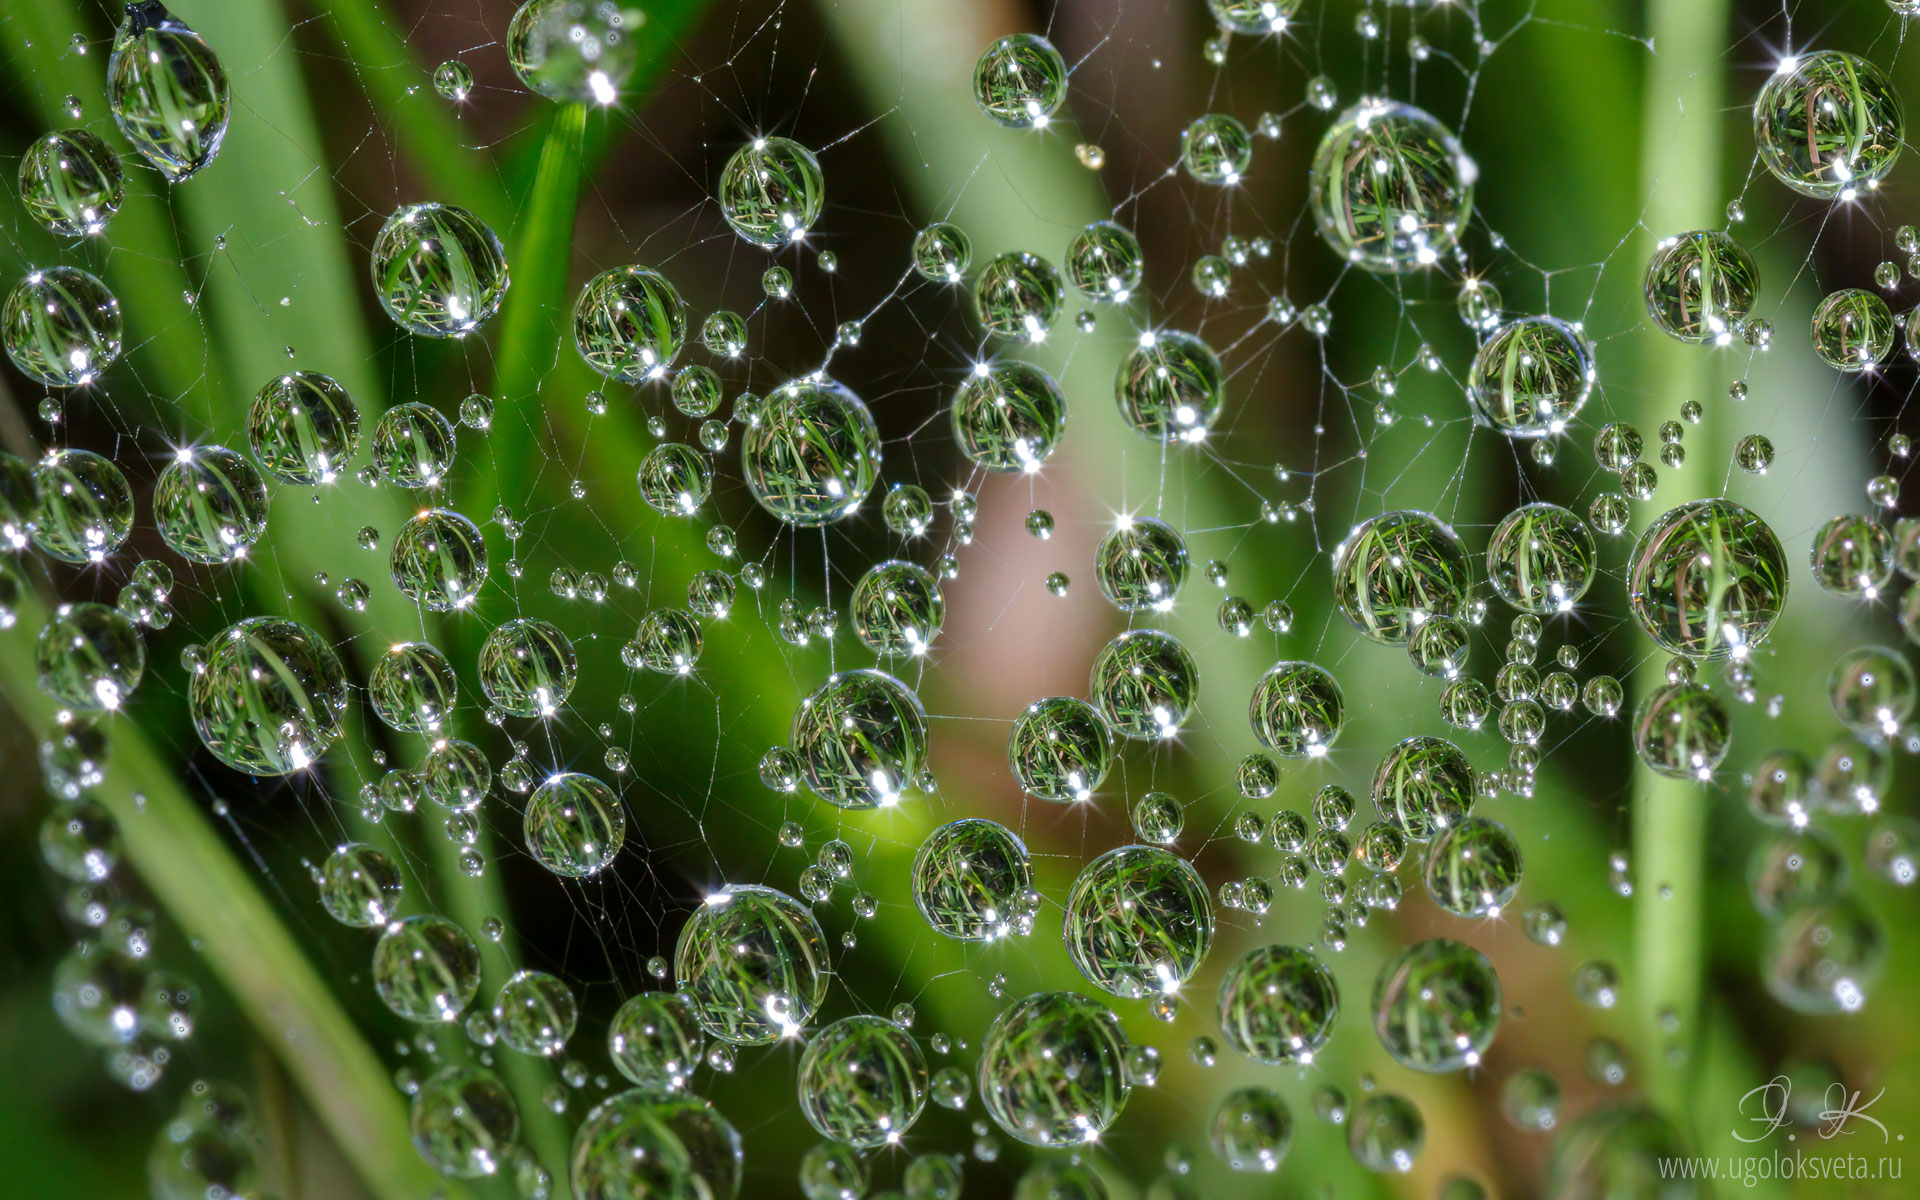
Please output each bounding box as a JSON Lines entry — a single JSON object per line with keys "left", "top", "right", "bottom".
{"left": 108, "top": 3, "right": 231, "bottom": 182}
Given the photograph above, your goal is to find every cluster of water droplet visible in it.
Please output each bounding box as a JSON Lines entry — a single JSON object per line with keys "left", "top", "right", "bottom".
{"left": 11, "top": 2, "right": 1920, "bottom": 1198}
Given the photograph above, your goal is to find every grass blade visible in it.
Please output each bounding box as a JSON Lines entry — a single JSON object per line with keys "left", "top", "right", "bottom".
{"left": 0, "top": 599, "right": 463, "bottom": 1200}
{"left": 1630, "top": 0, "right": 1728, "bottom": 1122}
{"left": 481, "top": 101, "right": 587, "bottom": 514}
{"left": 158, "top": 3, "right": 582, "bottom": 1182}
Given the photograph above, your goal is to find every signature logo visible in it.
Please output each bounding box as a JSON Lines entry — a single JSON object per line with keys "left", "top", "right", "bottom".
{"left": 1733, "top": 1076, "right": 1890, "bottom": 1144}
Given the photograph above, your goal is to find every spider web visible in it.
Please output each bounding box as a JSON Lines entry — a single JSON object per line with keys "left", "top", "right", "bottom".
{"left": 4, "top": 0, "right": 1919, "bottom": 1197}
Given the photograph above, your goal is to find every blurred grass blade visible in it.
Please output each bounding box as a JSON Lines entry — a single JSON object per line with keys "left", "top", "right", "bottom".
{"left": 487, "top": 0, "right": 720, "bottom": 386}
{"left": 479, "top": 0, "right": 717, "bottom": 511}
{"left": 0, "top": 603, "right": 463, "bottom": 1200}
{"left": 1631, "top": 0, "right": 1727, "bottom": 1123}
{"left": 494, "top": 0, "right": 716, "bottom": 188}
{"left": 485, "top": 102, "right": 587, "bottom": 512}
{"left": 163, "top": 2, "right": 583, "bottom": 1181}
{"left": 0, "top": 0, "right": 576, "bottom": 1184}
{"left": 314, "top": 0, "right": 715, "bottom": 241}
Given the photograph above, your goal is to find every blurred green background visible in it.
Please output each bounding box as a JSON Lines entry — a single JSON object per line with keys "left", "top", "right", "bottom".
{"left": 2, "top": 0, "right": 1920, "bottom": 1197}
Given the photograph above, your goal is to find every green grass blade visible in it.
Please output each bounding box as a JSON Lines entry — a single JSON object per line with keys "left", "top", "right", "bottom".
{"left": 1626, "top": 5, "right": 1786, "bottom": 1191}
{"left": 2, "top": 0, "right": 573, "bottom": 1185}
{"left": 1629, "top": 0, "right": 1728, "bottom": 1124}
{"left": 482, "top": 101, "right": 588, "bottom": 515}
{"left": 0, "top": 599, "right": 464, "bottom": 1200}
{"left": 492, "top": 0, "right": 714, "bottom": 191}
{"left": 159, "top": 3, "right": 580, "bottom": 1182}
{"left": 469, "top": 1, "right": 719, "bottom": 512}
